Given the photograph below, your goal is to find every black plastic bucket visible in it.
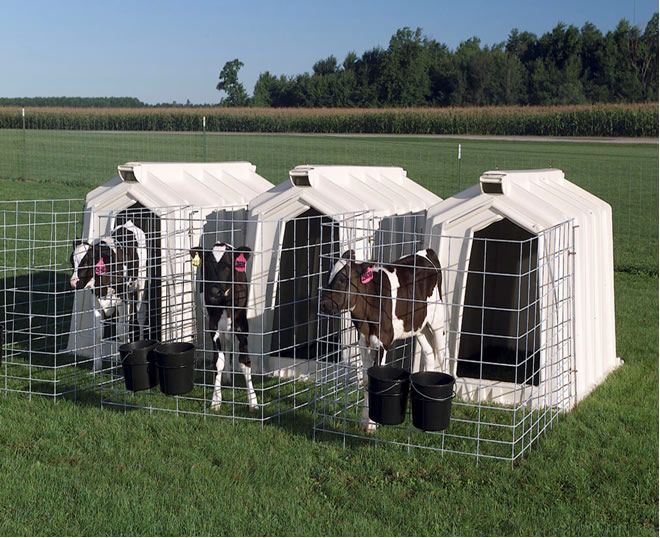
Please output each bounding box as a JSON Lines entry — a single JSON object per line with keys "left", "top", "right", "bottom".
{"left": 119, "top": 339, "right": 159, "bottom": 392}
{"left": 155, "top": 342, "right": 196, "bottom": 396}
{"left": 367, "top": 365, "right": 410, "bottom": 425}
{"left": 410, "top": 371, "right": 455, "bottom": 431}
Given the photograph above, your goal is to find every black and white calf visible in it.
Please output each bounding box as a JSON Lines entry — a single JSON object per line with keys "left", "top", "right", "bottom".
{"left": 320, "top": 249, "right": 446, "bottom": 432}
{"left": 70, "top": 220, "right": 148, "bottom": 368}
{"left": 190, "top": 243, "right": 258, "bottom": 411}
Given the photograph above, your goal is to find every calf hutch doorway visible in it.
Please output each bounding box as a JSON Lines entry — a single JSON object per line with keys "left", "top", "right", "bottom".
{"left": 457, "top": 218, "right": 541, "bottom": 386}
{"left": 270, "top": 208, "right": 340, "bottom": 360}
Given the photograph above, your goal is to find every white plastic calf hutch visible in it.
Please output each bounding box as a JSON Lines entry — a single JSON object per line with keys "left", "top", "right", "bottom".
{"left": 313, "top": 168, "right": 620, "bottom": 462}
{"left": 66, "top": 161, "right": 272, "bottom": 370}
{"left": 425, "top": 169, "right": 620, "bottom": 411}
{"left": 244, "top": 165, "right": 442, "bottom": 379}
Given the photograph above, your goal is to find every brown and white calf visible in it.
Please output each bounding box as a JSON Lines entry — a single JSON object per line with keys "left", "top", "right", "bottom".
{"left": 320, "top": 249, "right": 446, "bottom": 432}
{"left": 190, "top": 243, "right": 257, "bottom": 411}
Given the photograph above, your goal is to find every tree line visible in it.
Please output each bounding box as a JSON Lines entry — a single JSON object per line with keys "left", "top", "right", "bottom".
{"left": 0, "top": 96, "right": 147, "bottom": 108}
{"left": 218, "top": 14, "right": 658, "bottom": 107}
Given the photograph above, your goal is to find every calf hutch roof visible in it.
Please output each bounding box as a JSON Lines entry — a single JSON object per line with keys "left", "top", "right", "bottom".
{"left": 247, "top": 164, "right": 441, "bottom": 219}
{"left": 425, "top": 168, "right": 621, "bottom": 409}
{"left": 84, "top": 161, "right": 273, "bottom": 213}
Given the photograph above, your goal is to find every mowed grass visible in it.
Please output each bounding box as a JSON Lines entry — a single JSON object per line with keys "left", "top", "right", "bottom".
{"left": 0, "top": 271, "right": 655, "bottom": 536}
{"left": 0, "top": 132, "right": 657, "bottom": 535}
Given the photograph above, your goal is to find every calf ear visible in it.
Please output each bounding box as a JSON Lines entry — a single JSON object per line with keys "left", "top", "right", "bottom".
{"left": 236, "top": 246, "right": 252, "bottom": 261}
{"left": 357, "top": 263, "right": 375, "bottom": 284}
{"left": 341, "top": 250, "right": 356, "bottom": 261}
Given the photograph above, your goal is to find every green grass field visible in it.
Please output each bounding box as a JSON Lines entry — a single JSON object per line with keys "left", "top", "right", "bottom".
{"left": 0, "top": 129, "right": 657, "bottom": 273}
{"left": 0, "top": 131, "right": 657, "bottom": 535}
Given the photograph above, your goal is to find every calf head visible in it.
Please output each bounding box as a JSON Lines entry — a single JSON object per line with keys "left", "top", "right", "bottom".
{"left": 320, "top": 250, "right": 374, "bottom": 315}
{"left": 70, "top": 239, "right": 116, "bottom": 294}
{"left": 190, "top": 243, "right": 251, "bottom": 307}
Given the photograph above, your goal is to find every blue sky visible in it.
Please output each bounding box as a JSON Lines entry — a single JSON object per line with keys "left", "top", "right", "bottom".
{"left": 1, "top": 0, "right": 657, "bottom": 104}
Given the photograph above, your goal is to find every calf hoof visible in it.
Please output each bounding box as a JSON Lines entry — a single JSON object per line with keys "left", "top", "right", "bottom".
{"left": 359, "top": 421, "right": 378, "bottom": 435}
{"left": 210, "top": 395, "right": 222, "bottom": 411}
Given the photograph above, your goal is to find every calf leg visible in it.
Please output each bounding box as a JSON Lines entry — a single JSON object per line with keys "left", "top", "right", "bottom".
{"left": 234, "top": 315, "right": 258, "bottom": 411}
{"left": 426, "top": 321, "right": 447, "bottom": 373}
{"left": 210, "top": 315, "right": 229, "bottom": 411}
{"left": 134, "top": 284, "right": 147, "bottom": 341}
{"left": 92, "top": 308, "right": 104, "bottom": 372}
{"left": 415, "top": 327, "right": 439, "bottom": 373}
{"left": 126, "top": 291, "right": 141, "bottom": 342}
{"left": 235, "top": 334, "right": 258, "bottom": 411}
{"left": 359, "top": 335, "right": 386, "bottom": 434}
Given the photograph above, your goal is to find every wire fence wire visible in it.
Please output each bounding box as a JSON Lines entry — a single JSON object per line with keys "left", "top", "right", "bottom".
{"left": 0, "top": 127, "right": 656, "bottom": 274}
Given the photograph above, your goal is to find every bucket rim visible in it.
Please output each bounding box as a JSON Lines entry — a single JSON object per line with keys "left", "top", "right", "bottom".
{"left": 410, "top": 371, "right": 455, "bottom": 388}
{"left": 155, "top": 342, "right": 196, "bottom": 354}
{"left": 367, "top": 364, "right": 410, "bottom": 383}
{"left": 119, "top": 339, "right": 159, "bottom": 352}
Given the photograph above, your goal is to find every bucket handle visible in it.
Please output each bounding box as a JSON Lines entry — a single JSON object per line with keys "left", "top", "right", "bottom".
{"left": 366, "top": 386, "right": 408, "bottom": 397}
{"left": 411, "top": 382, "right": 456, "bottom": 402}
{"left": 120, "top": 349, "right": 151, "bottom": 365}
{"left": 120, "top": 350, "right": 133, "bottom": 364}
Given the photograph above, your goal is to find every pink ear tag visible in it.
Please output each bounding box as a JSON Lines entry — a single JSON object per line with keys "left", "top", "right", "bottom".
{"left": 95, "top": 258, "right": 107, "bottom": 276}
{"left": 234, "top": 253, "right": 247, "bottom": 272}
{"left": 360, "top": 266, "right": 373, "bottom": 284}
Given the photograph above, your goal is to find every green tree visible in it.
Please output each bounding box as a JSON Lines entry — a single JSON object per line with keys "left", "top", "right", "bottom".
{"left": 529, "top": 23, "right": 585, "bottom": 104}
{"left": 426, "top": 41, "right": 456, "bottom": 106}
{"left": 382, "top": 27, "right": 431, "bottom": 106}
{"left": 353, "top": 47, "right": 387, "bottom": 106}
{"left": 216, "top": 59, "right": 249, "bottom": 107}
{"left": 252, "top": 71, "right": 278, "bottom": 107}
{"left": 636, "top": 12, "right": 658, "bottom": 100}
{"left": 580, "top": 22, "right": 610, "bottom": 102}
{"left": 313, "top": 56, "right": 339, "bottom": 76}
{"left": 490, "top": 45, "right": 527, "bottom": 105}
{"left": 453, "top": 37, "right": 498, "bottom": 106}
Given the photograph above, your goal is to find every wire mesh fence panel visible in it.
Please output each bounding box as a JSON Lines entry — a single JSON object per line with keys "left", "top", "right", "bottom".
{"left": 94, "top": 208, "right": 339, "bottom": 422}
{"left": 314, "top": 213, "right": 575, "bottom": 462}
{"left": 0, "top": 199, "right": 92, "bottom": 397}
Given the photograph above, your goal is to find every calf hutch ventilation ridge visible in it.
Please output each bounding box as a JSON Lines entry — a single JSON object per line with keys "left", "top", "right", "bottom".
{"left": 1, "top": 164, "right": 620, "bottom": 462}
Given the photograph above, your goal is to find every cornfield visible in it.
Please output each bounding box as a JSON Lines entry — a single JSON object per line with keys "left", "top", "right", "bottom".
{"left": 0, "top": 103, "right": 657, "bottom": 136}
